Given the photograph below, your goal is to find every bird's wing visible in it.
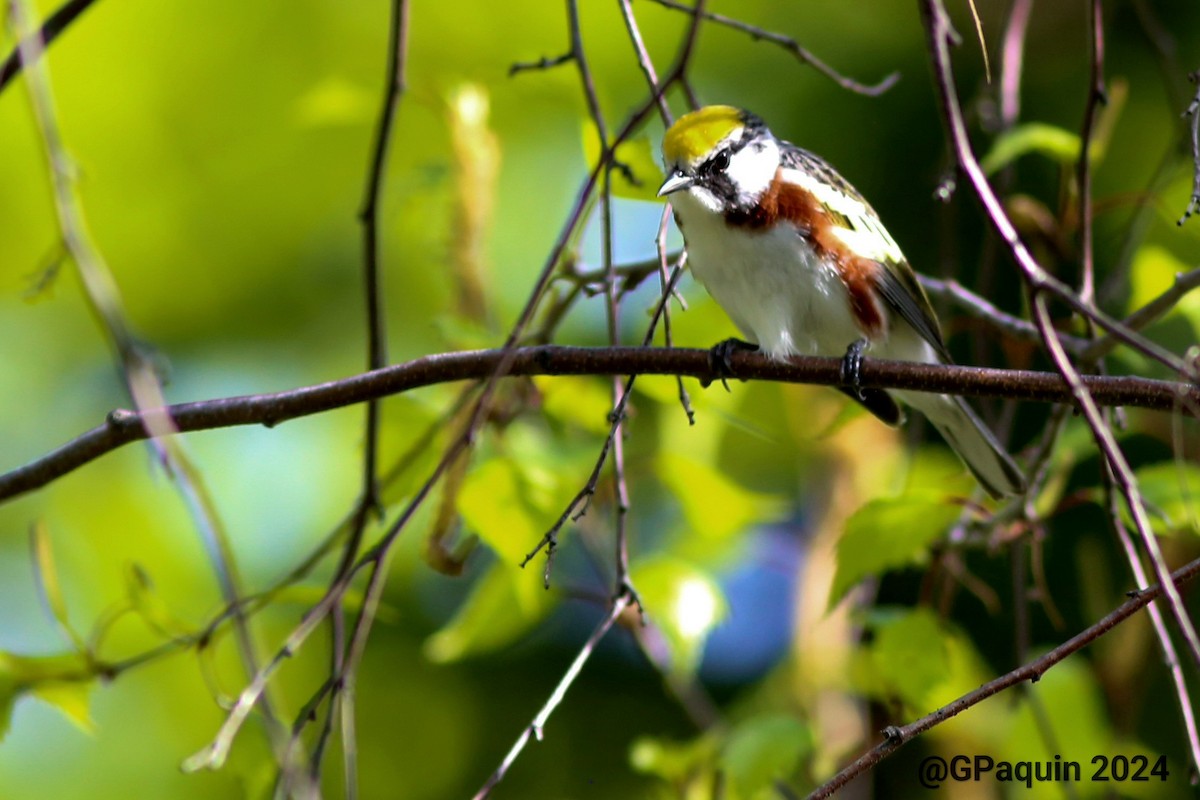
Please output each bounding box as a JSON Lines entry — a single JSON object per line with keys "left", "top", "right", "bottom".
{"left": 780, "top": 142, "right": 951, "bottom": 361}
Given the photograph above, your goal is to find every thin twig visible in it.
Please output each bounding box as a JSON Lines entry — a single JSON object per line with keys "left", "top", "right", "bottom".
{"left": 1101, "top": 458, "right": 1200, "bottom": 777}
{"left": 808, "top": 555, "right": 1200, "bottom": 799}
{"left": 521, "top": 267, "right": 687, "bottom": 581}
{"left": 998, "top": 0, "right": 1032, "bottom": 127}
{"left": 472, "top": 592, "right": 632, "bottom": 799}
{"left": 1083, "top": 268, "right": 1200, "bottom": 362}
{"left": 1178, "top": 70, "right": 1200, "bottom": 226}
{"left": 919, "top": 0, "right": 1200, "bottom": 673}
{"left": 1077, "top": 0, "right": 1106, "bottom": 306}
{"left": 321, "top": 2, "right": 410, "bottom": 789}
{"left": 508, "top": 52, "right": 572, "bottom": 77}
{"left": 0, "top": 0, "right": 97, "bottom": 92}
{"left": 918, "top": 274, "right": 1086, "bottom": 350}
{"left": 7, "top": 0, "right": 287, "bottom": 762}
{"left": 619, "top": 0, "right": 671, "bottom": 124}
{"left": 644, "top": 0, "right": 899, "bottom": 97}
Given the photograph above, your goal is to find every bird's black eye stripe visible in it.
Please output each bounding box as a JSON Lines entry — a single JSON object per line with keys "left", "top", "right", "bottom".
{"left": 707, "top": 148, "right": 731, "bottom": 174}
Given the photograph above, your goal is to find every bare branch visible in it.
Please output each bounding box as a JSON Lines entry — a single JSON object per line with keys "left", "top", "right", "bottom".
{"left": 3, "top": 345, "right": 1197, "bottom": 505}
{"left": 1179, "top": 70, "right": 1200, "bottom": 226}
{"left": 473, "top": 592, "right": 632, "bottom": 799}
{"left": 918, "top": 0, "right": 1200, "bottom": 674}
{"left": 644, "top": 0, "right": 899, "bottom": 96}
{"left": 809, "top": 555, "right": 1200, "bottom": 799}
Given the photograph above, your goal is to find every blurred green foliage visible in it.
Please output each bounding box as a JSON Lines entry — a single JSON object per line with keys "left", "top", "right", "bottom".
{"left": 1, "top": 1, "right": 1199, "bottom": 798}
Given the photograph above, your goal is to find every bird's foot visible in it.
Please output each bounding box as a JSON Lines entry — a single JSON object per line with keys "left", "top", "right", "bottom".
{"left": 704, "top": 338, "right": 759, "bottom": 390}
{"left": 840, "top": 338, "right": 870, "bottom": 400}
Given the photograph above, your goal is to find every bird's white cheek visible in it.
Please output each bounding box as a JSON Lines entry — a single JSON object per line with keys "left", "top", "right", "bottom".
{"left": 674, "top": 186, "right": 723, "bottom": 215}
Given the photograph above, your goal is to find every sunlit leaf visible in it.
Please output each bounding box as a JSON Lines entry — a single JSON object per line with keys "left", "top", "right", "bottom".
{"left": 31, "top": 681, "right": 95, "bottom": 735}
{"left": 1131, "top": 462, "right": 1200, "bottom": 535}
{"left": 458, "top": 457, "right": 547, "bottom": 565}
{"left": 631, "top": 556, "right": 728, "bottom": 678}
{"left": 0, "top": 651, "right": 95, "bottom": 742}
{"left": 423, "top": 561, "right": 555, "bottom": 662}
{"left": 1127, "top": 245, "right": 1200, "bottom": 347}
{"left": 630, "top": 732, "right": 718, "bottom": 784}
{"left": 535, "top": 375, "right": 616, "bottom": 435}
{"left": 30, "top": 522, "right": 84, "bottom": 651}
{"left": 720, "top": 714, "right": 810, "bottom": 799}
{"left": 582, "top": 121, "right": 666, "bottom": 201}
{"left": 979, "top": 123, "right": 1082, "bottom": 174}
{"left": 829, "top": 494, "right": 961, "bottom": 608}
{"left": 657, "top": 453, "right": 787, "bottom": 545}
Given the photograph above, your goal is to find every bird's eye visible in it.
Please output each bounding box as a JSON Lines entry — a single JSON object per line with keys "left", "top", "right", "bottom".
{"left": 709, "top": 149, "right": 731, "bottom": 173}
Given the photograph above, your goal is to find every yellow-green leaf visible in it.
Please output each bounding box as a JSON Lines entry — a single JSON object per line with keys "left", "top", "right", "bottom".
{"left": 30, "top": 523, "right": 83, "bottom": 651}
{"left": 458, "top": 457, "right": 547, "bottom": 565}
{"left": 31, "top": 681, "right": 95, "bottom": 735}
{"left": 535, "top": 375, "right": 616, "bottom": 435}
{"left": 866, "top": 608, "right": 949, "bottom": 711}
{"left": 980, "top": 123, "right": 1082, "bottom": 174}
{"left": 423, "top": 561, "right": 555, "bottom": 662}
{"left": 657, "top": 453, "right": 786, "bottom": 546}
{"left": 1132, "top": 462, "right": 1200, "bottom": 535}
{"left": 582, "top": 121, "right": 665, "bottom": 201}
{"left": 0, "top": 650, "right": 95, "bottom": 742}
{"left": 720, "top": 714, "right": 811, "bottom": 799}
{"left": 829, "top": 494, "right": 961, "bottom": 608}
{"left": 630, "top": 732, "right": 719, "bottom": 783}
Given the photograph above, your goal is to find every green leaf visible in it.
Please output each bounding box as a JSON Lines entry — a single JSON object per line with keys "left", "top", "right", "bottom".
{"left": 423, "top": 561, "right": 556, "bottom": 662}
{"left": 829, "top": 494, "right": 961, "bottom": 608}
{"left": 657, "top": 453, "right": 786, "bottom": 546}
{"left": 1004, "top": 655, "right": 1113, "bottom": 766}
{"left": 30, "top": 522, "right": 84, "bottom": 652}
{"left": 631, "top": 556, "right": 728, "bottom": 678}
{"left": 1132, "top": 462, "right": 1200, "bottom": 535}
{"left": 979, "top": 123, "right": 1082, "bottom": 174}
{"left": 1127, "top": 245, "right": 1200, "bottom": 348}
{"left": 629, "top": 732, "right": 718, "bottom": 784}
{"left": 0, "top": 651, "right": 96, "bottom": 742}
{"left": 30, "top": 682, "right": 95, "bottom": 735}
{"left": 458, "top": 456, "right": 548, "bottom": 565}
{"left": 866, "top": 608, "right": 949, "bottom": 710}
{"left": 534, "top": 375, "right": 616, "bottom": 435}
{"left": 582, "top": 121, "right": 665, "bottom": 201}
{"left": 720, "top": 714, "right": 811, "bottom": 800}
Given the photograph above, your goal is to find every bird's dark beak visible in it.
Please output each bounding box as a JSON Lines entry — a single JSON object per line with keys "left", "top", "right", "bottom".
{"left": 657, "top": 170, "right": 693, "bottom": 197}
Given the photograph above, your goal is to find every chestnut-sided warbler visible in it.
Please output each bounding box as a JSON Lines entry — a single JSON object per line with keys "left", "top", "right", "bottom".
{"left": 658, "top": 105, "right": 1025, "bottom": 498}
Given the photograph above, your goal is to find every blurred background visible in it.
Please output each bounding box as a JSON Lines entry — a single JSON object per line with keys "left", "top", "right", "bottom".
{"left": 1, "top": 0, "right": 1199, "bottom": 797}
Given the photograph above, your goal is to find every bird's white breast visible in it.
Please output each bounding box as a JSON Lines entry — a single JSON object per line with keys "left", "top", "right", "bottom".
{"left": 671, "top": 193, "right": 865, "bottom": 360}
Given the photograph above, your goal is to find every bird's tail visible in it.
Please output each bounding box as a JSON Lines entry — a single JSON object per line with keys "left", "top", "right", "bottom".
{"left": 895, "top": 390, "right": 1026, "bottom": 499}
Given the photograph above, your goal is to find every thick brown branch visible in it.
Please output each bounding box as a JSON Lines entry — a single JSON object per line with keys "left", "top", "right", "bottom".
{"left": 2, "top": 345, "right": 1197, "bottom": 504}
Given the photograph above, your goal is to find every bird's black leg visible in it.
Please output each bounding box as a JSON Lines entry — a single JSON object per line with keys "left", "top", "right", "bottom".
{"left": 705, "top": 338, "right": 759, "bottom": 390}
{"left": 840, "top": 338, "right": 870, "bottom": 400}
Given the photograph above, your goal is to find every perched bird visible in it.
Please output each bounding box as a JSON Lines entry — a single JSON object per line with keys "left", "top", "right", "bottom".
{"left": 658, "top": 105, "right": 1025, "bottom": 498}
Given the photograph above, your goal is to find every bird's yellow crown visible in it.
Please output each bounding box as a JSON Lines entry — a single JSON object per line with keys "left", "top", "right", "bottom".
{"left": 662, "top": 105, "right": 745, "bottom": 167}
